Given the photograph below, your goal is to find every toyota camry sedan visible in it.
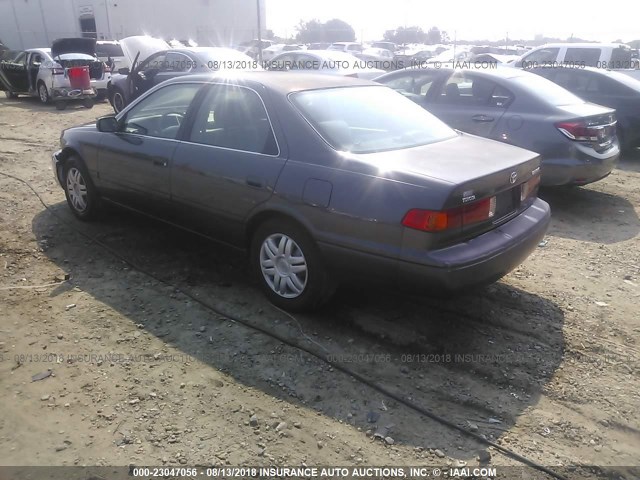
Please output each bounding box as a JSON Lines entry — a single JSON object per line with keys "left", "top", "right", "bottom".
{"left": 52, "top": 73, "right": 550, "bottom": 311}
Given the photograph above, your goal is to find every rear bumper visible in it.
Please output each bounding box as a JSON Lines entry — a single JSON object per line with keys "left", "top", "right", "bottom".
{"left": 541, "top": 148, "right": 619, "bottom": 186}
{"left": 51, "top": 87, "right": 96, "bottom": 99}
{"left": 319, "top": 198, "right": 550, "bottom": 292}
{"left": 397, "top": 198, "right": 550, "bottom": 290}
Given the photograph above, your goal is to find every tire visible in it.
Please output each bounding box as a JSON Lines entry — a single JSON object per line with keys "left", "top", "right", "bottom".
{"left": 250, "top": 219, "right": 335, "bottom": 311}
{"left": 83, "top": 98, "right": 94, "bottom": 109}
{"left": 55, "top": 101, "right": 67, "bottom": 110}
{"left": 37, "top": 82, "right": 50, "bottom": 104}
{"left": 4, "top": 91, "right": 19, "bottom": 99}
{"left": 63, "top": 156, "right": 99, "bottom": 221}
{"left": 110, "top": 88, "right": 126, "bottom": 113}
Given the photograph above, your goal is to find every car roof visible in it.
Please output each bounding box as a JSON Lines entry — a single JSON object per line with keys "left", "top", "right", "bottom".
{"left": 533, "top": 65, "right": 640, "bottom": 92}
{"left": 534, "top": 43, "right": 629, "bottom": 49}
{"left": 163, "top": 71, "right": 376, "bottom": 94}
{"left": 395, "top": 65, "right": 532, "bottom": 80}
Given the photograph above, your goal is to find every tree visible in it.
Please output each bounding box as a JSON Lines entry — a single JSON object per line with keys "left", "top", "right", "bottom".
{"left": 295, "top": 19, "right": 326, "bottom": 44}
{"left": 323, "top": 19, "right": 356, "bottom": 42}
{"left": 426, "top": 27, "right": 442, "bottom": 44}
{"left": 383, "top": 26, "right": 427, "bottom": 44}
{"left": 295, "top": 18, "right": 355, "bottom": 43}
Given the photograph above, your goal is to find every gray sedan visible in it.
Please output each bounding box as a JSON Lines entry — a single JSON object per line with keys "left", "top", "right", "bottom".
{"left": 52, "top": 73, "right": 550, "bottom": 311}
{"left": 376, "top": 66, "right": 620, "bottom": 186}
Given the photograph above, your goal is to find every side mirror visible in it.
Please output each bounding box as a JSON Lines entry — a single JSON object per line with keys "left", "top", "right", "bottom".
{"left": 97, "top": 116, "right": 119, "bottom": 132}
{"left": 118, "top": 67, "right": 130, "bottom": 75}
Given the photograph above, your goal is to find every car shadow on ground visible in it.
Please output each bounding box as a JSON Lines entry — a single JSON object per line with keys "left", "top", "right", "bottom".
{"left": 32, "top": 203, "right": 566, "bottom": 463}
{"left": 539, "top": 184, "right": 639, "bottom": 244}
{"left": 0, "top": 95, "right": 109, "bottom": 113}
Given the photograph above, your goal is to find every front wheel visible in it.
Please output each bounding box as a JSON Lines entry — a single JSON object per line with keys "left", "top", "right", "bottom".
{"left": 63, "top": 157, "right": 99, "bottom": 221}
{"left": 251, "top": 220, "right": 335, "bottom": 311}
{"left": 110, "top": 88, "right": 126, "bottom": 113}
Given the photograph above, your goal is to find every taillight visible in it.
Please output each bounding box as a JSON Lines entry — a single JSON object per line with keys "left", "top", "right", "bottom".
{"left": 402, "top": 196, "right": 497, "bottom": 232}
{"left": 52, "top": 68, "right": 65, "bottom": 75}
{"left": 555, "top": 120, "right": 614, "bottom": 143}
{"left": 104, "top": 64, "right": 111, "bottom": 73}
{"left": 520, "top": 174, "right": 541, "bottom": 201}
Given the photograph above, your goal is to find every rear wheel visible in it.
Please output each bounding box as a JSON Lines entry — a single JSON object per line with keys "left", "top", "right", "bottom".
{"left": 251, "top": 219, "right": 335, "bottom": 311}
{"left": 63, "top": 156, "right": 99, "bottom": 221}
{"left": 55, "top": 101, "right": 67, "bottom": 110}
{"left": 37, "top": 82, "right": 50, "bottom": 104}
{"left": 83, "top": 98, "right": 94, "bottom": 109}
{"left": 4, "top": 91, "right": 19, "bottom": 99}
{"left": 110, "top": 88, "right": 126, "bottom": 113}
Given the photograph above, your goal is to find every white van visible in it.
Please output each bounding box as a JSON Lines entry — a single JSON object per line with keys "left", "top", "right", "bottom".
{"left": 514, "top": 43, "right": 640, "bottom": 79}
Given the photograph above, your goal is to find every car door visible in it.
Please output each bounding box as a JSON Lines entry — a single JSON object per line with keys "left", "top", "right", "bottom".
{"left": 0, "top": 51, "right": 29, "bottom": 92}
{"left": 171, "top": 83, "right": 286, "bottom": 244}
{"left": 131, "top": 51, "right": 167, "bottom": 100}
{"left": 425, "top": 71, "right": 513, "bottom": 138}
{"left": 97, "top": 82, "right": 203, "bottom": 211}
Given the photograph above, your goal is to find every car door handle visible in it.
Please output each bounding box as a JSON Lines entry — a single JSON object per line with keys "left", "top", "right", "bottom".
{"left": 472, "top": 114, "right": 495, "bottom": 122}
{"left": 152, "top": 159, "right": 168, "bottom": 167}
{"left": 246, "top": 177, "right": 264, "bottom": 188}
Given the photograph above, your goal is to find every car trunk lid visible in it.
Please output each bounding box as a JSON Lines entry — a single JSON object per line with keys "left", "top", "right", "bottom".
{"left": 359, "top": 133, "right": 542, "bottom": 243}
{"left": 51, "top": 38, "right": 96, "bottom": 58}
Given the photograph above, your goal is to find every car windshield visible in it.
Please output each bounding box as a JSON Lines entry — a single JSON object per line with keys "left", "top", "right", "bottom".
{"left": 290, "top": 86, "right": 456, "bottom": 154}
{"left": 512, "top": 73, "right": 585, "bottom": 106}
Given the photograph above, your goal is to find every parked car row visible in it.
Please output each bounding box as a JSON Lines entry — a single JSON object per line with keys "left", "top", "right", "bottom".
{"left": 0, "top": 38, "right": 111, "bottom": 109}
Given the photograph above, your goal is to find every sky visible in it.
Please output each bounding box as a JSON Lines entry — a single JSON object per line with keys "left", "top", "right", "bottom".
{"left": 264, "top": 0, "right": 639, "bottom": 43}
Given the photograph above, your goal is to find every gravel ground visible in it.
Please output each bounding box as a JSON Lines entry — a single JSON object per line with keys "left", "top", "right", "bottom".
{"left": 0, "top": 96, "right": 639, "bottom": 480}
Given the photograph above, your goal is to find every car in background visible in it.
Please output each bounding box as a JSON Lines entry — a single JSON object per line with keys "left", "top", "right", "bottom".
{"left": 357, "top": 47, "right": 395, "bottom": 69}
{"left": 376, "top": 66, "right": 620, "bottom": 186}
{"left": 108, "top": 36, "right": 258, "bottom": 112}
{"left": 96, "top": 40, "right": 128, "bottom": 71}
{"left": 267, "top": 50, "right": 385, "bottom": 80}
{"left": 515, "top": 43, "right": 640, "bottom": 80}
{"left": 371, "top": 41, "right": 397, "bottom": 52}
{"left": 471, "top": 53, "right": 520, "bottom": 65}
{"left": 328, "top": 42, "right": 363, "bottom": 54}
{"left": 0, "top": 38, "right": 108, "bottom": 108}
{"left": 52, "top": 72, "right": 549, "bottom": 311}
{"left": 261, "top": 43, "right": 304, "bottom": 62}
{"left": 308, "top": 42, "right": 330, "bottom": 50}
{"left": 528, "top": 66, "right": 640, "bottom": 153}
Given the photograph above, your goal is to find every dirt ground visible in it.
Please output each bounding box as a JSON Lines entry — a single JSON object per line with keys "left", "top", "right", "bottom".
{"left": 0, "top": 96, "right": 639, "bottom": 480}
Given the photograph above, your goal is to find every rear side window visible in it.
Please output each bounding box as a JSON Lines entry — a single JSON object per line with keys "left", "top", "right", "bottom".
{"left": 383, "top": 72, "right": 438, "bottom": 97}
{"left": 188, "top": 85, "right": 278, "bottom": 155}
{"left": 609, "top": 48, "right": 634, "bottom": 69}
{"left": 564, "top": 48, "right": 601, "bottom": 66}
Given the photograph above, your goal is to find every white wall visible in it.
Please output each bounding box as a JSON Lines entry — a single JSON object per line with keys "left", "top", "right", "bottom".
{"left": 0, "top": 0, "right": 263, "bottom": 50}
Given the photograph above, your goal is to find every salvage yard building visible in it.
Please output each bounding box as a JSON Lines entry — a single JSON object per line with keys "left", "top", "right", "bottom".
{"left": 0, "top": 0, "right": 265, "bottom": 49}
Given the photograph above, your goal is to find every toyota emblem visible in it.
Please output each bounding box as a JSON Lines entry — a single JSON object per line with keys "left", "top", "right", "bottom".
{"left": 509, "top": 172, "right": 518, "bottom": 184}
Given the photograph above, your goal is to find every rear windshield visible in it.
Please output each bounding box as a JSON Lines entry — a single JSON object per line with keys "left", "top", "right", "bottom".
{"left": 96, "top": 43, "right": 124, "bottom": 57}
{"left": 512, "top": 73, "right": 585, "bottom": 106}
{"left": 290, "top": 86, "right": 456, "bottom": 154}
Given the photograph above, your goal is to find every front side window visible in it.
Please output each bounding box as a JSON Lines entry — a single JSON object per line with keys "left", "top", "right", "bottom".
{"left": 291, "top": 86, "right": 456, "bottom": 154}
{"left": 121, "top": 83, "right": 201, "bottom": 139}
{"left": 522, "top": 47, "right": 559, "bottom": 64}
{"left": 188, "top": 84, "right": 278, "bottom": 155}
